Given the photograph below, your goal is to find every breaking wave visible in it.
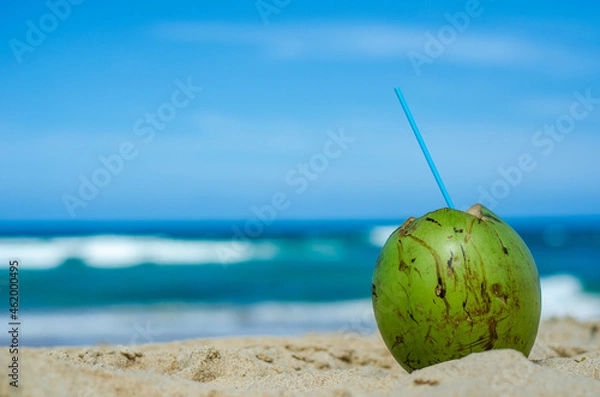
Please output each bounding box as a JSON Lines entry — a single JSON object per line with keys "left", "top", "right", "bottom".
{"left": 0, "top": 236, "right": 280, "bottom": 269}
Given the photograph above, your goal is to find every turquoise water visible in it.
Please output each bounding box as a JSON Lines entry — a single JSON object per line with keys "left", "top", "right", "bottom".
{"left": 2, "top": 218, "right": 599, "bottom": 346}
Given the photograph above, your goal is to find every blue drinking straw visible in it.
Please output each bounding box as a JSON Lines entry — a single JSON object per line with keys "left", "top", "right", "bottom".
{"left": 394, "top": 87, "right": 455, "bottom": 209}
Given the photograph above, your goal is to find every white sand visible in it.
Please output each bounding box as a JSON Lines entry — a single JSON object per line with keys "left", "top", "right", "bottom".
{"left": 2, "top": 318, "right": 599, "bottom": 396}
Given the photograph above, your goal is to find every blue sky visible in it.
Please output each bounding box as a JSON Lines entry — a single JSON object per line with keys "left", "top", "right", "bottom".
{"left": 1, "top": 0, "right": 599, "bottom": 220}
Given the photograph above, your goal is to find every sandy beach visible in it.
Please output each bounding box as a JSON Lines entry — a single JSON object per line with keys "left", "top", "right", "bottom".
{"left": 1, "top": 317, "right": 598, "bottom": 397}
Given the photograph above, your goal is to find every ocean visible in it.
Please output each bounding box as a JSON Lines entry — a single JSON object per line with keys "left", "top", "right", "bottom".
{"left": 2, "top": 217, "right": 600, "bottom": 347}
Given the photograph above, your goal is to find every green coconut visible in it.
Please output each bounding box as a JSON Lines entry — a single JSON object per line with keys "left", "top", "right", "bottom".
{"left": 372, "top": 203, "right": 541, "bottom": 372}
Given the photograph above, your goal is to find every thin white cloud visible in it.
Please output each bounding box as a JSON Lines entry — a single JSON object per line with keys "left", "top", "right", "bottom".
{"left": 153, "top": 21, "right": 599, "bottom": 72}
{"left": 154, "top": 21, "right": 420, "bottom": 59}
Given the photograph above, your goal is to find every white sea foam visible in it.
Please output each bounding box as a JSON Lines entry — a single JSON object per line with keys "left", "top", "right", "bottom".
{"left": 0, "top": 235, "right": 354, "bottom": 269}
{"left": 23, "top": 300, "right": 376, "bottom": 346}
{"left": 0, "top": 238, "right": 72, "bottom": 269}
{"left": 0, "top": 236, "right": 280, "bottom": 269}
{"left": 540, "top": 274, "right": 600, "bottom": 319}
{"left": 22, "top": 274, "right": 599, "bottom": 346}
{"left": 368, "top": 225, "right": 398, "bottom": 247}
